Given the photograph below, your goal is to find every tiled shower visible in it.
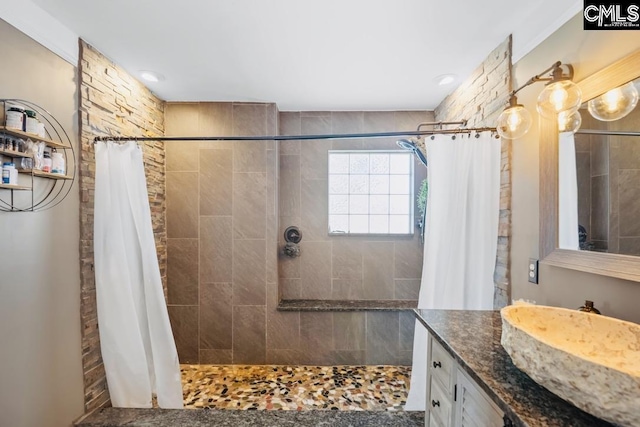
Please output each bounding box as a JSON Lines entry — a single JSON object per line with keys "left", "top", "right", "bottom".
{"left": 165, "top": 102, "right": 431, "bottom": 366}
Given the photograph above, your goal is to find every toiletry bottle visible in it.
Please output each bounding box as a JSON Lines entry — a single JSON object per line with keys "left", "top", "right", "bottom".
{"left": 51, "top": 149, "right": 65, "bottom": 175}
{"left": 578, "top": 300, "right": 601, "bottom": 314}
{"left": 42, "top": 151, "right": 52, "bottom": 173}
{"left": 2, "top": 162, "right": 16, "bottom": 185}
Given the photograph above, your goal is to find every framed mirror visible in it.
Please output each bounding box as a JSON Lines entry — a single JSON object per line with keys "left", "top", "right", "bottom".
{"left": 540, "top": 49, "right": 640, "bottom": 282}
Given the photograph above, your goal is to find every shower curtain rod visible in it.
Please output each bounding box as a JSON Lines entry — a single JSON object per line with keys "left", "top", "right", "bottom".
{"left": 93, "top": 123, "right": 496, "bottom": 143}
{"left": 576, "top": 129, "right": 640, "bottom": 137}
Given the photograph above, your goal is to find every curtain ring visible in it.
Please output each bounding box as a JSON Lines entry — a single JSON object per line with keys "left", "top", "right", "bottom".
{"left": 475, "top": 133, "right": 481, "bottom": 138}
{"left": 430, "top": 135, "right": 435, "bottom": 140}
{"left": 451, "top": 135, "right": 456, "bottom": 140}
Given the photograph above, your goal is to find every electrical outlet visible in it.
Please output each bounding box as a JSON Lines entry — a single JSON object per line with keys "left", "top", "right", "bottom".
{"left": 528, "top": 259, "right": 539, "bottom": 284}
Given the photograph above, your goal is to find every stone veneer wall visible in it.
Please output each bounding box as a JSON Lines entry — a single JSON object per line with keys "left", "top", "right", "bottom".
{"left": 433, "top": 36, "right": 513, "bottom": 308}
{"left": 78, "top": 40, "right": 166, "bottom": 411}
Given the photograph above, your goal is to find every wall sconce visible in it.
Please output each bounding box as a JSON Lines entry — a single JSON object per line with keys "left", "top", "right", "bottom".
{"left": 558, "top": 110, "right": 582, "bottom": 134}
{"left": 587, "top": 81, "right": 639, "bottom": 121}
{"left": 497, "top": 61, "right": 581, "bottom": 139}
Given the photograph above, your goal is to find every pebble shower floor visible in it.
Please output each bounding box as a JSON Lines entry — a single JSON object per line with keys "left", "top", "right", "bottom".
{"left": 181, "top": 365, "right": 411, "bottom": 411}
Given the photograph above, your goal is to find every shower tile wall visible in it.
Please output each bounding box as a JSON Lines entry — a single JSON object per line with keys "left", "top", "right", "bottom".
{"left": 165, "top": 102, "right": 278, "bottom": 365}
{"left": 278, "top": 111, "right": 430, "bottom": 302}
{"left": 575, "top": 109, "right": 640, "bottom": 256}
{"left": 165, "top": 104, "right": 429, "bottom": 365}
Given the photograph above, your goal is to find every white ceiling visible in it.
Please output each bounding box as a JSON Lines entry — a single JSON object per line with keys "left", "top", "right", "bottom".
{"left": 25, "top": 0, "right": 581, "bottom": 111}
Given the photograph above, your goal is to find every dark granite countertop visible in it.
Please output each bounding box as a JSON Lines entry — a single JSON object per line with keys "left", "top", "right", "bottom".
{"left": 75, "top": 408, "right": 424, "bottom": 427}
{"left": 278, "top": 299, "right": 417, "bottom": 311}
{"left": 412, "top": 309, "right": 612, "bottom": 427}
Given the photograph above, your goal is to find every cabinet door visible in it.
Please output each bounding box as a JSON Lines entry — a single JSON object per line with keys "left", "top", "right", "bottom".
{"left": 454, "top": 368, "right": 504, "bottom": 427}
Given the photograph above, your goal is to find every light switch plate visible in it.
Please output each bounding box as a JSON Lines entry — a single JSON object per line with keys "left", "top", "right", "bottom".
{"left": 528, "top": 259, "right": 539, "bottom": 284}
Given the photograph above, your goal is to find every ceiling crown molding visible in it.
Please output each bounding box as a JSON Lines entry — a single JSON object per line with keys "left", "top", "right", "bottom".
{"left": 0, "top": 0, "right": 78, "bottom": 65}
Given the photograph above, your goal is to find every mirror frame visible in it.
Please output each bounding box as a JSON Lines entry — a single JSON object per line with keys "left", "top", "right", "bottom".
{"left": 540, "top": 48, "right": 640, "bottom": 282}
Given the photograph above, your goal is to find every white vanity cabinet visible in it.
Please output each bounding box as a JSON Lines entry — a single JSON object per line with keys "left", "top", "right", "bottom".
{"left": 426, "top": 335, "right": 504, "bottom": 427}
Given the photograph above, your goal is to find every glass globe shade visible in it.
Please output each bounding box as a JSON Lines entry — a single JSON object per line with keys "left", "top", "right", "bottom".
{"left": 558, "top": 110, "right": 582, "bottom": 134}
{"left": 587, "top": 81, "right": 639, "bottom": 121}
{"left": 536, "top": 80, "right": 582, "bottom": 118}
{"left": 497, "top": 105, "right": 532, "bottom": 139}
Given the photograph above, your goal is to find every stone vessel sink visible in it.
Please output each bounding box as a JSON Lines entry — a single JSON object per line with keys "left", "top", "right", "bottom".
{"left": 501, "top": 304, "right": 640, "bottom": 426}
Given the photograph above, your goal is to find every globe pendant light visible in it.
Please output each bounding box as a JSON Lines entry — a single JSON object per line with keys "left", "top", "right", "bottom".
{"left": 537, "top": 80, "right": 582, "bottom": 118}
{"left": 497, "top": 96, "right": 532, "bottom": 139}
{"left": 587, "top": 81, "right": 639, "bottom": 121}
{"left": 558, "top": 110, "right": 582, "bottom": 134}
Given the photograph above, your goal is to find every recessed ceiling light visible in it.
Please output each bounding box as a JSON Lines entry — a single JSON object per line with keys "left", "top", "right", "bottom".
{"left": 140, "top": 70, "right": 164, "bottom": 83}
{"left": 435, "top": 74, "right": 457, "bottom": 86}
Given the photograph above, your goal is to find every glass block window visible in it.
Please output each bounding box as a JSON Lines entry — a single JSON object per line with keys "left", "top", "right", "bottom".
{"left": 328, "top": 150, "right": 414, "bottom": 235}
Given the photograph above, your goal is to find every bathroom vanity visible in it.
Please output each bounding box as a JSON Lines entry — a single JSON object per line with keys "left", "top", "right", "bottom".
{"left": 413, "top": 309, "right": 612, "bottom": 427}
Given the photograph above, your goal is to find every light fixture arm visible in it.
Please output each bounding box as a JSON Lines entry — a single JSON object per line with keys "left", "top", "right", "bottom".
{"left": 508, "top": 61, "right": 574, "bottom": 100}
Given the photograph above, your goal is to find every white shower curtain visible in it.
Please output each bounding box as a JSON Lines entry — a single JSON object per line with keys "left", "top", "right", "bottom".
{"left": 94, "top": 141, "right": 183, "bottom": 408}
{"left": 558, "top": 132, "right": 579, "bottom": 250}
{"left": 405, "top": 132, "right": 501, "bottom": 410}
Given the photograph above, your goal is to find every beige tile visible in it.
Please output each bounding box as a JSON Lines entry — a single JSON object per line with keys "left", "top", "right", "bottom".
{"left": 166, "top": 141, "right": 200, "bottom": 172}
{"left": 266, "top": 103, "right": 278, "bottom": 136}
{"left": 394, "top": 241, "right": 423, "bottom": 279}
{"left": 332, "top": 138, "right": 364, "bottom": 149}
{"left": 395, "top": 111, "right": 433, "bottom": 131}
{"left": 618, "top": 169, "right": 640, "bottom": 237}
{"left": 278, "top": 255, "right": 300, "bottom": 280}
{"left": 363, "top": 111, "right": 395, "bottom": 132}
{"left": 279, "top": 155, "right": 300, "bottom": 218}
{"left": 332, "top": 240, "right": 363, "bottom": 280}
{"left": 266, "top": 150, "right": 278, "bottom": 217}
{"left": 200, "top": 216, "right": 232, "bottom": 283}
{"left": 300, "top": 179, "right": 329, "bottom": 241}
{"left": 199, "top": 149, "right": 232, "bottom": 216}
{"left": 590, "top": 175, "right": 609, "bottom": 241}
{"left": 233, "top": 172, "right": 267, "bottom": 239}
{"left": 615, "top": 137, "right": 640, "bottom": 170}
{"left": 333, "top": 312, "right": 365, "bottom": 351}
{"left": 399, "top": 311, "right": 416, "bottom": 351}
{"left": 165, "top": 103, "right": 200, "bottom": 137}
{"left": 233, "top": 103, "right": 267, "bottom": 136}
{"left": 232, "top": 239, "right": 266, "bottom": 305}
{"left": 363, "top": 242, "right": 394, "bottom": 299}
{"left": 266, "top": 218, "right": 278, "bottom": 284}
{"left": 300, "top": 312, "right": 333, "bottom": 363}
{"left": 301, "top": 115, "right": 331, "bottom": 135}
{"left": 233, "top": 140, "right": 267, "bottom": 173}
{"left": 366, "top": 312, "right": 399, "bottom": 365}
{"left": 233, "top": 305, "right": 266, "bottom": 364}
{"left": 199, "top": 349, "right": 232, "bottom": 364}
{"left": 590, "top": 137, "right": 609, "bottom": 177}
{"left": 168, "top": 305, "right": 199, "bottom": 364}
{"left": 167, "top": 238, "right": 198, "bottom": 305}
{"left": 167, "top": 172, "right": 199, "bottom": 238}
{"left": 199, "top": 103, "right": 232, "bottom": 136}
{"left": 279, "top": 112, "right": 301, "bottom": 135}
{"left": 200, "top": 283, "right": 232, "bottom": 349}
{"left": 330, "top": 350, "right": 367, "bottom": 365}
{"left": 300, "top": 139, "right": 331, "bottom": 180}
{"left": 331, "top": 111, "right": 364, "bottom": 134}
{"left": 280, "top": 278, "right": 301, "bottom": 299}
{"left": 267, "top": 282, "right": 300, "bottom": 350}
{"left": 619, "top": 238, "right": 640, "bottom": 256}
{"left": 300, "top": 242, "right": 332, "bottom": 299}
{"left": 266, "top": 349, "right": 305, "bottom": 365}
{"left": 394, "top": 279, "right": 421, "bottom": 300}
{"left": 331, "top": 279, "right": 365, "bottom": 299}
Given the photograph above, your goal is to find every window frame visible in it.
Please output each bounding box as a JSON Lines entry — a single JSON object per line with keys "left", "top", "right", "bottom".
{"left": 327, "top": 149, "right": 415, "bottom": 237}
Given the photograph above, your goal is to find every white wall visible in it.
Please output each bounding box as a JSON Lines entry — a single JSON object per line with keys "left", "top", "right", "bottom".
{"left": 511, "top": 13, "right": 640, "bottom": 323}
{"left": 0, "top": 18, "right": 84, "bottom": 427}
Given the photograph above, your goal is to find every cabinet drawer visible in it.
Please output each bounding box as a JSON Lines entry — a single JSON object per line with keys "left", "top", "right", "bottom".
{"left": 430, "top": 338, "right": 454, "bottom": 390}
{"left": 429, "top": 376, "right": 452, "bottom": 426}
